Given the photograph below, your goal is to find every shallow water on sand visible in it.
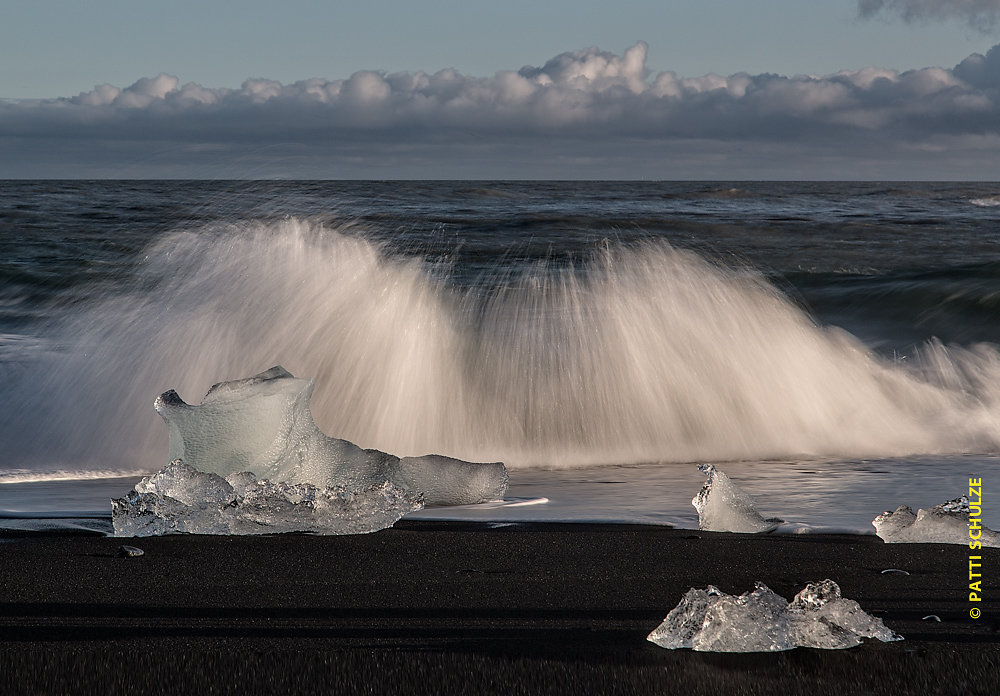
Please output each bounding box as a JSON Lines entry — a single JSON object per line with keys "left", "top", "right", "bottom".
{"left": 4, "top": 456, "right": 996, "bottom": 535}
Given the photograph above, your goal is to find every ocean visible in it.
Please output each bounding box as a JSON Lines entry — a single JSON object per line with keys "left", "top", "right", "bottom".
{"left": 2, "top": 180, "right": 999, "bottom": 534}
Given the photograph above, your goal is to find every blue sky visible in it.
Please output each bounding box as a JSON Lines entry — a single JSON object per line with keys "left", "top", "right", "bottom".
{"left": 3, "top": 0, "right": 1000, "bottom": 178}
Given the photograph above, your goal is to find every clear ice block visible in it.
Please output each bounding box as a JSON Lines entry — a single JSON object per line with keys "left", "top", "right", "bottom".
{"left": 647, "top": 579, "right": 901, "bottom": 652}
{"left": 873, "top": 496, "right": 999, "bottom": 546}
{"left": 112, "top": 459, "right": 423, "bottom": 536}
{"left": 692, "top": 463, "right": 779, "bottom": 533}
{"left": 154, "top": 366, "right": 508, "bottom": 506}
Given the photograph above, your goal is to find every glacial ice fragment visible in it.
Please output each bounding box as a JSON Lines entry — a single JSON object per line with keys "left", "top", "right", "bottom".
{"left": 154, "top": 366, "right": 508, "bottom": 506}
{"left": 872, "top": 496, "right": 999, "bottom": 547}
{"left": 692, "top": 464, "right": 779, "bottom": 533}
{"left": 647, "top": 579, "right": 901, "bottom": 652}
{"left": 787, "top": 579, "right": 901, "bottom": 649}
{"left": 111, "top": 459, "right": 423, "bottom": 536}
{"left": 690, "top": 583, "right": 794, "bottom": 652}
{"left": 644, "top": 586, "right": 721, "bottom": 650}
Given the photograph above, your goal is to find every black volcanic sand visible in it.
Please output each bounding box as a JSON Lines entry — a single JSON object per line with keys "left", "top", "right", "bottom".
{"left": 1, "top": 522, "right": 997, "bottom": 695}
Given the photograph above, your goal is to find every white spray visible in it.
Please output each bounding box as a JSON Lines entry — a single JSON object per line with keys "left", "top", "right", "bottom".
{"left": 4, "top": 219, "right": 1000, "bottom": 473}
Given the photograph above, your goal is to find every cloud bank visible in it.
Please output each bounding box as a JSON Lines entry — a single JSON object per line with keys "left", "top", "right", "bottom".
{"left": 4, "top": 42, "right": 1000, "bottom": 179}
{"left": 859, "top": 0, "right": 1000, "bottom": 31}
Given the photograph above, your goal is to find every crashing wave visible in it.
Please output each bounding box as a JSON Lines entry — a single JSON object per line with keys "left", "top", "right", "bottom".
{"left": 112, "top": 459, "right": 422, "bottom": 536}
{"left": 12, "top": 222, "right": 1000, "bottom": 474}
{"left": 970, "top": 197, "right": 1000, "bottom": 208}
{"left": 647, "top": 579, "right": 901, "bottom": 652}
{"left": 155, "top": 366, "right": 508, "bottom": 507}
{"left": 873, "top": 496, "right": 999, "bottom": 546}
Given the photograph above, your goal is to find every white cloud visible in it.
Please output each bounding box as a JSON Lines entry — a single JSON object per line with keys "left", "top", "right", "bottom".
{"left": 859, "top": 0, "right": 1000, "bottom": 30}
{"left": 4, "top": 43, "right": 1000, "bottom": 178}
{"left": 518, "top": 42, "right": 649, "bottom": 94}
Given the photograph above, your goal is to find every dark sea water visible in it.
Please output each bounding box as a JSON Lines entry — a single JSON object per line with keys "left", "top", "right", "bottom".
{"left": 2, "top": 180, "right": 1000, "bottom": 532}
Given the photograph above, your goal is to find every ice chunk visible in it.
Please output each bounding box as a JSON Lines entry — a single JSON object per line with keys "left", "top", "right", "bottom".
{"left": 692, "top": 464, "right": 779, "bottom": 533}
{"left": 691, "top": 583, "right": 794, "bottom": 652}
{"left": 112, "top": 459, "right": 423, "bottom": 536}
{"left": 788, "top": 579, "right": 901, "bottom": 649}
{"left": 647, "top": 579, "right": 901, "bottom": 652}
{"left": 644, "top": 586, "right": 721, "bottom": 650}
{"left": 873, "top": 496, "right": 1000, "bottom": 546}
{"left": 154, "top": 366, "right": 508, "bottom": 506}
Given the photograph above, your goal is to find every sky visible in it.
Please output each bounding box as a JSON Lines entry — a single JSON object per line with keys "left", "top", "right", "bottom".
{"left": 3, "top": 0, "right": 1000, "bottom": 179}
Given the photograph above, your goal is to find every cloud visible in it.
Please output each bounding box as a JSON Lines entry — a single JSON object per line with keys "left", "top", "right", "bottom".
{"left": 858, "top": 0, "right": 1000, "bottom": 31}
{"left": 4, "top": 43, "right": 1000, "bottom": 178}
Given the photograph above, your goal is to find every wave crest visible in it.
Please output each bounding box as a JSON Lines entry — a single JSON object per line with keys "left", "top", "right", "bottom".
{"left": 4, "top": 218, "right": 1000, "bottom": 472}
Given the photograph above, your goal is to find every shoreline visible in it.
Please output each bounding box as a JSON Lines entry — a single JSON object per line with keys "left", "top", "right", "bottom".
{"left": 2, "top": 521, "right": 997, "bottom": 694}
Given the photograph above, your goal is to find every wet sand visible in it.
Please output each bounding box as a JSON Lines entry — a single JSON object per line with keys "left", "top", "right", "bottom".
{"left": 1, "top": 522, "right": 997, "bottom": 695}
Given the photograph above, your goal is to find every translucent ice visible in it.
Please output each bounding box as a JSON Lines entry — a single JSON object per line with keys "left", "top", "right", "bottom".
{"left": 154, "top": 366, "right": 508, "bottom": 506}
{"left": 647, "top": 579, "right": 901, "bottom": 652}
{"left": 787, "top": 579, "right": 901, "bottom": 649}
{"left": 873, "top": 496, "right": 1000, "bottom": 546}
{"left": 692, "top": 464, "right": 779, "bottom": 533}
{"left": 112, "top": 459, "right": 423, "bottom": 536}
{"left": 689, "top": 583, "right": 794, "bottom": 652}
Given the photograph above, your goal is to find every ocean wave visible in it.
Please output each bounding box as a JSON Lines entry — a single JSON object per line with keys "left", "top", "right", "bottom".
{"left": 970, "top": 197, "right": 1000, "bottom": 208}
{"left": 3, "top": 219, "right": 1000, "bottom": 472}
{"left": 0, "top": 469, "right": 150, "bottom": 484}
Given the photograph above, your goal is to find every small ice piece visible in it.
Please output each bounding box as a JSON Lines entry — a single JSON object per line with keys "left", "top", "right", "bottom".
{"left": 873, "top": 496, "right": 1000, "bottom": 547}
{"left": 155, "top": 366, "right": 507, "bottom": 506}
{"left": 117, "top": 545, "right": 144, "bottom": 558}
{"left": 647, "top": 579, "right": 901, "bottom": 652}
{"left": 112, "top": 459, "right": 423, "bottom": 536}
{"left": 692, "top": 464, "right": 779, "bottom": 533}
{"left": 922, "top": 615, "right": 942, "bottom": 622}
{"left": 880, "top": 569, "right": 910, "bottom": 575}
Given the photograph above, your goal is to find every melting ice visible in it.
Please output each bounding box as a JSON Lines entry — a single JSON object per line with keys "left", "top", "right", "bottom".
{"left": 647, "top": 580, "right": 901, "bottom": 652}
{"left": 692, "top": 464, "right": 779, "bottom": 533}
{"left": 112, "top": 367, "right": 509, "bottom": 535}
{"left": 112, "top": 460, "right": 422, "bottom": 536}
{"left": 873, "top": 496, "right": 1000, "bottom": 546}
{"left": 154, "top": 366, "right": 508, "bottom": 507}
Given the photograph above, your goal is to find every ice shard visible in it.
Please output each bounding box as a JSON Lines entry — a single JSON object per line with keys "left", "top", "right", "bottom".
{"left": 692, "top": 464, "right": 779, "bottom": 533}
{"left": 154, "top": 366, "right": 508, "bottom": 506}
{"left": 647, "top": 580, "right": 901, "bottom": 652}
{"left": 112, "top": 459, "right": 423, "bottom": 536}
{"left": 873, "top": 496, "right": 999, "bottom": 546}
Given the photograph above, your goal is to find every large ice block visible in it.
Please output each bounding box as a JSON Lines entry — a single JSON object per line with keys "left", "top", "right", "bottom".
{"left": 873, "top": 496, "right": 999, "bottom": 546}
{"left": 647, "top": 580, "right": 901, "bottom": 652}
{"left": 691, "top": 464, "right": 779, "bottom": 533}
{"left": 154, "top": 366, "right": 508, "bottom": 506}
{"left": 112, "top": 459, "right": 423, "bottom": 536}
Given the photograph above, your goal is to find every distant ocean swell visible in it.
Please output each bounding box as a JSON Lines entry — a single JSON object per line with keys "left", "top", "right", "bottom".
{"left": 3, "top": 218, "right": 1000, "bottom": 473}
{"left": 788, "top": 262, "right": 1000, "bottom": 347}
{"left": 970, "top": 197, "right": 1000, "bottom": 208}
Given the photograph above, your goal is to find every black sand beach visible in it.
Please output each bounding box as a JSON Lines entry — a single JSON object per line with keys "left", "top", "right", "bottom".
{"left": 1, "top": 522, "right": 997, "bottom": 695}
